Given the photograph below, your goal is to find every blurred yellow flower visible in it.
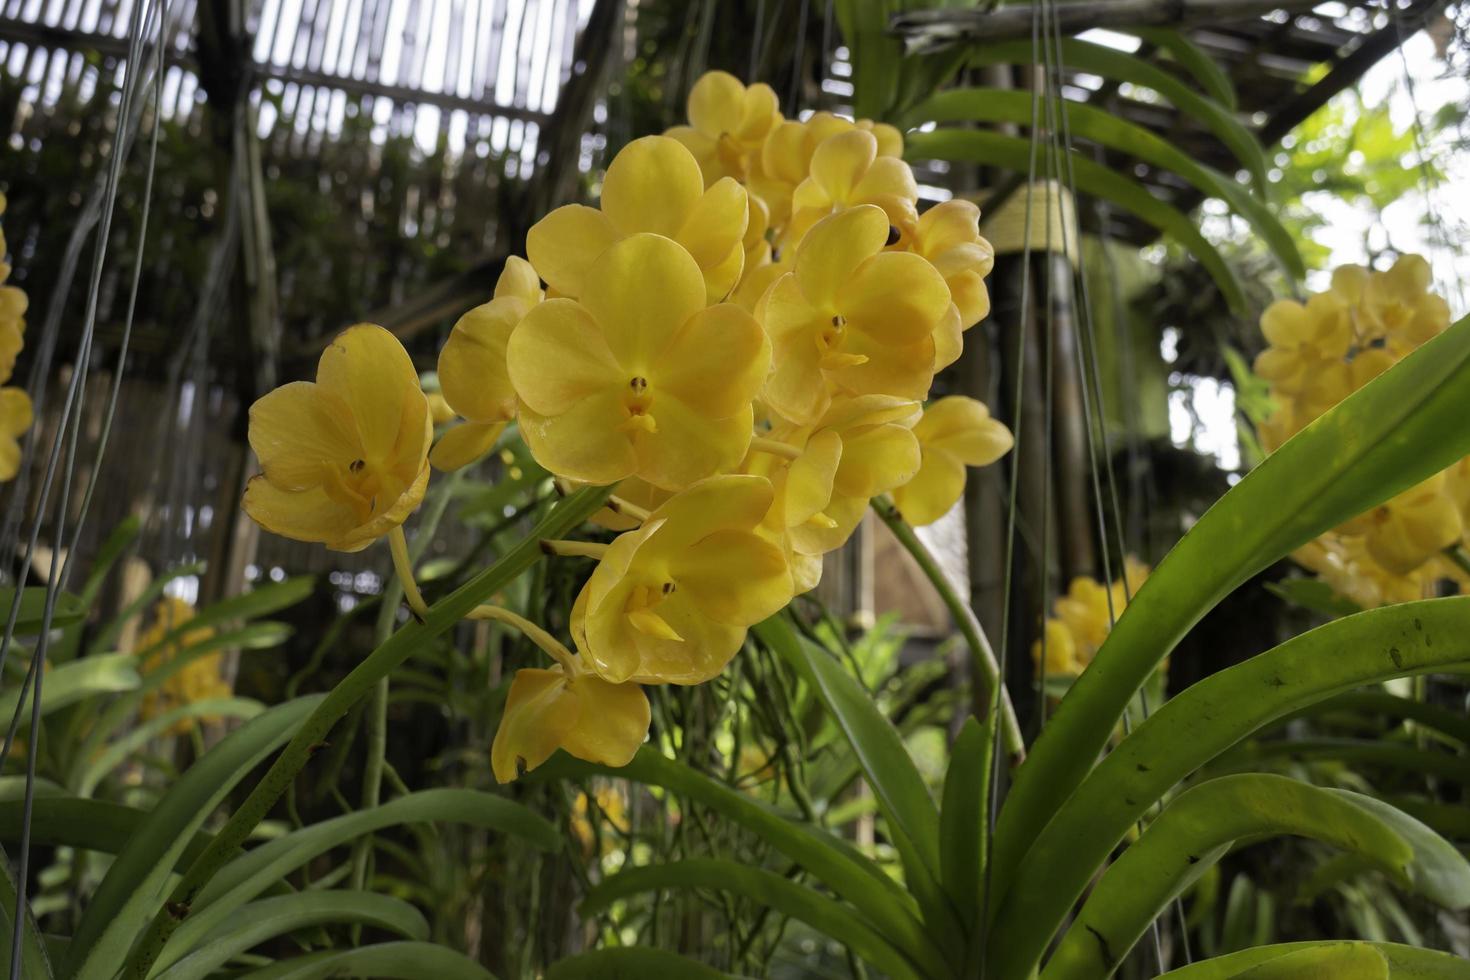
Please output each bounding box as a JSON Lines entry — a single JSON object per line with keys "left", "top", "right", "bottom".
{"left": 244, "top": 324, "right": 432, "bottom": 552}
{"left": 1035, "top": 558, "right": 1151, "bottom": 676}
{"left": 508, "top": 234, "right": 768, "bottom": 491}
{"left": 491, "top": 663, "right": 649, "bottom": 784}
{"left": 571, "top": 475, "right": 792, "bottom": 685}
{"left": 1252, "top": 292, "right": 1352, "bottom": 395}
{"left": 527, "top": 136, "right": 748, "bottom": 303}
{"left": 761, "top": 206, "right": 947, "bottom": 425}
{"left": 0, "top": 386, "right": 32, "bottom": 482}
{"left": 666, "top": 70, "right": 781, "bottom": 187}
{"left": 570, "top": 785, "right": 630, "bottom": 856}
{"left": 1030, "top": 618, "right": 1082, "bottom": 677}
{"left": 890, "top": 396, "right": 1013, "bottom": 527}
{"left": 136, "top": 597, "right": 231, "bottom": 735}
{"left": 1333, "top": 254, "right": 1450, "bottom": 355}
{"left": 905, "top": 200, "right": 996, "bottom": 366}
{"left": 1338, "top": 473, "right": 1462, "bottom": 576}
{"left": 785, "top": 129, "right": 919, "bottom": 249}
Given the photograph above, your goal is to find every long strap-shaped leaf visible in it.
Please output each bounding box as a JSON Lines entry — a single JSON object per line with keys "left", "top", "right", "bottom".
{"left": 1212, "top": 737, "right": 1470, "bottom": 785}
{"left": 153, "top": 892, "right": 428, "bottom": 980}
{"left": 535, "top": 749, "right": 943, "bottom": 973}
{"left": 152, "top": 789, "right": 557, "bottom": 975}
{"left": 1280, "top": 690, "right": 1470, "bottom": 745}
{"left": 991, "top": 312, "right": 1470, "bottom": 911}
{"left": 233, "top": 942, "right": 497, "bottom": 980}
{"left": 0, "top": 798, "right": 216, "bottom": 866}
{"left": 77, "top": 697, "right": 264, "bottom": 797}
{"left": 1036, "top": 774, "right": 1414, "bottom": 980}
{"left": 0, "top": 652, "right": 139, "bottom": 725}
{"left": 0, "top": 844, "right": 51, "bottom": 980}
{"left": 582, "top": 858, "right": 932, "bottom": 980}
{"left": 752, "top": 617, "right": 956, "bottom": 941}
{"left": 547, "top": 948, "right": 746, "bottom": 979}
{"left": 1328, "top": 790, "right": 1470, "bottom": 909}
{"left": 907, "top": 89, "right": 1304, "bottom": 280}
{"left": 1155, "top": 941, "right": 1470, "bottom": 979}
{"left": 1125, "top": 28, "right": 1238, "bottom": 110}
{"left": 992, "top": 597, "right": 1470, "bottom": 971}
{"left": 905, "top": 129, "right": 1249, "bottom": 314}
{"left": 1221, "top": 945, "right": 1389, "bottom": 979}
{"left": 965, "top": 38, "right": 1268, "bottom": 191}
{"left": 64, "top": 694, "right": 324, "bottom": 979}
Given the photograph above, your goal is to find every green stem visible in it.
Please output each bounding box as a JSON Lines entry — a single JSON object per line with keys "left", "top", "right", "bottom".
{"left": 121, "top": 484, "right": 614, "bottom": 980}
{"left": 871, "top": 496, "right": 1025, "bottom": 760}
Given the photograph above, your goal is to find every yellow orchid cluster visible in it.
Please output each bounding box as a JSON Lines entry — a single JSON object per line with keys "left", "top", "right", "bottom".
{"left": 240, "top": 71, "right": 1013, "bottom": 784}
{"left": 0, "top": 192, "right": 34, "bottom": 482}
{"left": 1252, "top": 256, "right": 1467, "bottom": 607}
{"left": 135, "top": 597, "right": 232, "bottom": 735}
{"left": 1031, "top": 557, "right": 1151, "bottom": 678}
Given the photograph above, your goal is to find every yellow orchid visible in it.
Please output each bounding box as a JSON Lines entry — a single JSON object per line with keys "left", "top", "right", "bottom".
{"left": 490, "top": 661, "right": 649, "bottom": 784}
{"left": 527, "top": 136, "right": 748, "bottom": 304}
{"left": 760, "top": 206, "right": 948, "bottom": 426}
{"left": 1040, "top": 557, "right": 1151, "bottom": 674}
{"left": 889, "top": 396, "right": 1013, "bottom": 527}
{"left": 432, "top": 296, "right": 526, "bottom": 471}
{"left": 784, "top": 129, "right": 919, "bottom": 249}
{"left": 136, "top": 597, "right": 231, "bottom": 735}
{"left": 507, "top": 234, "right": 769, "bottom": 491}
{"left": 1293, "top": 536, "right": 1431, "bottom": 609}
{"left": 1332, "top": 254, "right": 1450, "bottom": 355}
{"left": 0, "top": 386, "right": 32, "bottom": 482}
{"left": 0, "top": 319, "right": 20, "bottom": 385}
{"left": 1030, "top": 618, "right": 1083, "bottom": 677}
{"left": 1252, "top": 292, "right": 1352, "bottom": 395}
{"left": 906, "top": 200, "right": 996, "bottom": 367}
{"left": 666, "top": 70, "right": 782, "bottom": 187}
{"left": 1339, "top": 473, "right": 1462, "bottom": 576}
{"left": 570, "top": 785, "right": 630, "bottom": 856}
{"left": 243, "top": 324, "right": 432, "bottom": 552}
{"left": 571, "top": 475, "right": 793, "bottom": 685}
{"left": 425, "top": 392, "right": 456, "bottom": 425}
{"left": 494, "top": 254, "right": 545, "bottom": 307}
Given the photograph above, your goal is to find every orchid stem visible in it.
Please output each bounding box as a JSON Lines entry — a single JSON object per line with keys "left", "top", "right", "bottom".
{"left": 469, "top": 604, "right": 579, "bottom": 674}
{"left": 541, "top": 539, "right": 609, "bottom": 559}
{"left": 749, "top": 436, "right": 803, "bottom": 461}
{"left": 388, "top": 525, "right": 429, "bottom": 619}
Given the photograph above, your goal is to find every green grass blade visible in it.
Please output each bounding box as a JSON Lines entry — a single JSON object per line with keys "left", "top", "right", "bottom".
{"left": 582, "top": 858, "right": 930, "bottom": 980}
{"left": 906, "top": 129, "right": 1249, "bottom": 313}
{"left": 1035, "top": 774, "right": 1413, "bottom": 980}
{"left": 991, "top": 313, "right": 1470, "bottom": 911}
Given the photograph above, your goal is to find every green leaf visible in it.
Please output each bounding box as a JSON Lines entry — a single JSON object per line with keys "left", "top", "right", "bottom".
{"left": 0, "top": 777, "right": 67, "bottom": 802}
{"left": 65, "top": 695, "right": 324, "bottom": 980}
{"left": 582, "top": 858, "right": 928, "bottom": 980}
{"left": 154, "top": 892, "right": 428, "bottom": 980}
{"left": 89, "top": 562, "right": 206, "bottom": 656}
{"left": 0, "top": 587, "right": 86, "bottom": 636}
{"left": 232, "top": 942, "right": 497, "bottom": 980}
{"left": 1386, "top": 797, "right": 1470, "bottom": 841}
{"left": 0, "top": 798, "right": 215, "bottom": 866}
{"left": 992, "top": 597, "right": 1470, "bottom": 976}
{"left": 966, "top": 39, "right": 1268, "bottom": 191}
{"left": 1283, "top": 690, "right": 1470, "bottom": 745}
{"left": 1036, "top": 774, "right": 1413, "bottom": 980}
{"left": 76, "top": 697, "right": 265, "bottom": 797}
{"left": 547, "top": 948, "right": 745, "bottom": 979}
{"left": 1127, "top": 28, "right": 1237, "bottom": 110}
{"left": 1330, "top": 791, "right": 1470, "bottom": 909}
{"left": 1156, "top": 942, "right": 1470, "bottom": 979}
{"left": 835, "top": 0, "right": 901, "bottom": 120}
{"left": 991, "top": 312, "right": 1470, "bottom": 913}
{"left": 131, "top": 578, "right": 313, "bottom": 660}
{"left": 1214, "top": 738, "right": 1470, "bottom": 785}
{"left": 938, "top": 715, "right": 991, "bottom": 925}
{"left": 75, "top": 517, "right": 140, "bottom": 609}
{"left": 1224, "top": 944, "right": 1389, "bottom": 979}
{"left": 534, "top": 749, "right": 943, "bottom": 975}
{"left": 906, "top": 129, "right": 1249, "bottom": 313}
{"left": 0, "top": 652, "right": 140, "bottom": 725}
{"left": 907, "top": 89, "right": 1304, "bottom": 281}
{"left": 1264, "top": 578, "right": 1364, "bottom": 619}
{"left": 0, "top": 844, "right": 53, "bottom": 980}
{"left": 154, "top": 789, "right": 557, "bottom": 975}
{"left": 752, "top": 617, "right": 950, "bottom": 931}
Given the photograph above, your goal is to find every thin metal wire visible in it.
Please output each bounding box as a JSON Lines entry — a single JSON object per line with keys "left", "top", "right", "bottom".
{"left": 748, "top": 0, "right": 765, "bottom": 80}
{"left": 979, "top": 3, "right": 1046, "bottom": 972}
{"left": 787, "top": 0, "right": 810, "bottom": 114}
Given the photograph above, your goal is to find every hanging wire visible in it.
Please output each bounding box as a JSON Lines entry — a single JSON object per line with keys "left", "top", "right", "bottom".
{"left": 788, "top": 0, "right": 811, "bottom": 114}
{"left": 979, "top": 2, "right": 1046, "bottom": 969}
{"left": 748, "top": 0, "right": 766, "bottom": 81}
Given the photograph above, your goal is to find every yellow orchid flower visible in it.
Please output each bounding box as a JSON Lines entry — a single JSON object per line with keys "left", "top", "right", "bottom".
{"left": 784, "top": 129, "right": 919, "bottom": 249}
{"left": 1030, "top": 618, "right": 1083, "bottom": 677}
{"left": 1332, "top": 254, "right": 1450, "bottom": 355}
{"left": 760, "top": 205, "right": 948, "bottom": 425}
{"left": 527, "top": 136, "right": 748, "bottom": 304}
{"left": 1339, "top": 473, "right": 1462, "bottom": 576}
{"left": 906, "top": 200, "right": 996, "bottom": 366}
{"left": 135, "top": 597, "right": 231, "bottom": 735}
{"left": 490, "top": 661, "right": 650, "bottom": 784}
{"left": 425, "top": 392, "right": 456, "bottom": 425}
{"left": 432, "top": 296, "right": 528, "bottom": 471}
{"left": 507, "top": 233, "right": 769, "bottom": 491}
{"left": 243, "top": 323, "right": 432, "bottom": 552}
{"left": 1041, "top": 557, "right": 1150, "bottom": 674}
{"left": 0, "top": 386, "right": 32, "bottom": 482}
{"left": 890, "top": 396, "right": 1013, "bottom": 527}
{"left": 571, "top": 474, "right": 793, "bottom": 685}
{"left": 1253, "top": 292, "right": 1352, "bottom": 395}
{"left": 494, "top": 255, "right": 545, "bottom": 307}
{"left": 666, "top": 71, "right": 782, "bottom": 187}
{"left": 570, "top": 785, "right": 630, "bottom": 856}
